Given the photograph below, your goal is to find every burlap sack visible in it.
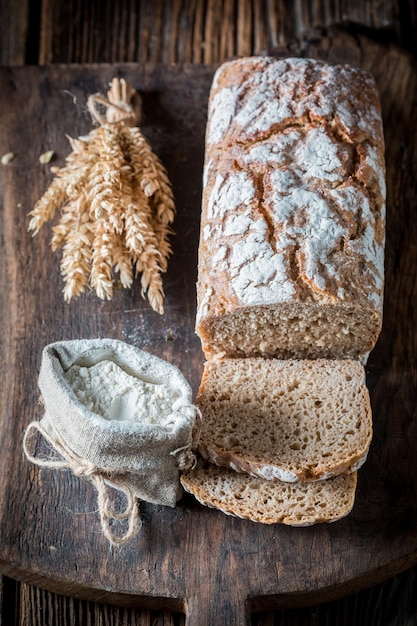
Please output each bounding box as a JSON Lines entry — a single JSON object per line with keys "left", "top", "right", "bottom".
{"left": 23, "top": 338, "right": 199, "bottom": 545}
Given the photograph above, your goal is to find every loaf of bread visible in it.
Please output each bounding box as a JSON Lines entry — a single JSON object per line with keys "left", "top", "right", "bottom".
{"left": 196, "top": 56, "right": 386, "bottom": 361}
{"left": 181, "top": 464, "right": 357, "bottom": 525}
{"left": 196, "top": 358, "right": 372, "bottom": 482}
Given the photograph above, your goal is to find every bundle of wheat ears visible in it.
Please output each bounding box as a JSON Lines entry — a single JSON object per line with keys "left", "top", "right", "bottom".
{"left": 28, "top": 78, "right": 175, "bottom": 314}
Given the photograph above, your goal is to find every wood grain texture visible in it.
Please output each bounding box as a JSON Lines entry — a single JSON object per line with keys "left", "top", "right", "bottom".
{"left": 0, "top": 0, "right": 31, "bottom": 65}
{"left": 1, "top": 25, "right": 417, "bottom": 626}
{"left": 1, "top": 567, "right": 416, "bottom": 626}
{"left": 252, "top": 564, "right": 417, "bottom": 625}
{"left": 18, "top": 584, "right": 185, "bottom": 626}
{"left": 3, "top": 564, "right": 414, "bottom": 626}
{"left": 36, "top": 0, "right": 417, "bottom": 65}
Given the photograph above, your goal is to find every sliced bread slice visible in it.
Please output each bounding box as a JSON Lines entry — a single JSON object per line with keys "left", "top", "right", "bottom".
{"left": 181, "top": 464, "right": 357, "bottom": 525}
{"left": 196, "top": 358, "right": 372, "bottom": 482}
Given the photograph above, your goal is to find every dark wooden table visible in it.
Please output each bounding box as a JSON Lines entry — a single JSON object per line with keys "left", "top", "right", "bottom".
{"left": 1, "top": 1, "right": 417, "bottom": 625}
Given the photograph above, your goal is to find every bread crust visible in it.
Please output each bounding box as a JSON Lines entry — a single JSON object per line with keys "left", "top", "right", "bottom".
{"left": 196, "top": 57, "right": 386, "bottom": 360}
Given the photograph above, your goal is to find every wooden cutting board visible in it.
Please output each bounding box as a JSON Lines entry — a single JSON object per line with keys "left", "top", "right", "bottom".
{"left": 1, "top": 27, "right": 417, "bottom": 625}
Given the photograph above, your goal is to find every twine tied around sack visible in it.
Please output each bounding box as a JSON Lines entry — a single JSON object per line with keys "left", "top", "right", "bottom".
{"left": 23, "top": 420, "right": 141, "bottom": 546}
{"left": 170, "top": 404, "right": 202, "bottom": 470}
{"left": 23, "top": 404, "right": 201, "bottom": 546}
{"left": 22, "top": 339, "right": 200, "bottom": 546}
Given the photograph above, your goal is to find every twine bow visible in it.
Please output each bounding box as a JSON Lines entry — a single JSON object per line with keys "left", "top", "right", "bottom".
{"left": 87, "top": 77, "right": 141, "bottom": 127}
{"left": 23, "top": 421, "right": 140, "bottom": 546}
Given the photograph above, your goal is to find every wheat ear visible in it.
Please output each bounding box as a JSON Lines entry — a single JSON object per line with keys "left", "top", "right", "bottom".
{"left": 59, "top": 194, "right": 94, "bottom": 301}
{"left": 29, "top": 77, "right": 175, "bottom": 312}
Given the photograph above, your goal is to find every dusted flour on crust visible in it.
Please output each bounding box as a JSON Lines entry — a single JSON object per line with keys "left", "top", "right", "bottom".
{"left": 196, "top": 57, "right": 386, "bottom": 361}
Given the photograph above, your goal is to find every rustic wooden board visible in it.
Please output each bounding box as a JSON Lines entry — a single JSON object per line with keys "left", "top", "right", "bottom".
{"left": 1, "top": 29, "right": 417, "bottom": 625}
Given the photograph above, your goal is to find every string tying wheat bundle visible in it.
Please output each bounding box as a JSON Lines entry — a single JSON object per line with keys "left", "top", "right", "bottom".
{"left": 28, "top": 78, "right": 175, "bottom": 314}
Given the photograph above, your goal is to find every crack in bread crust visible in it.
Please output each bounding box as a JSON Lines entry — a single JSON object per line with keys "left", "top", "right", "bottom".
{"left": 197, "top": 56, "right": 385, "bottom": 360}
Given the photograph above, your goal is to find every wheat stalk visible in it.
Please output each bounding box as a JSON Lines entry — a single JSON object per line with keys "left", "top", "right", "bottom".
{"left": 151, "top": 217, "right": 174, "bottom": 273}
{"left": 28, "top": 77, "right": 175, "bottom": 313}
{"left": 28, "top": 177, "right": 68, "bottom": 234}
{"left": 125, "top": 126, "right": 176, "bottom": 225}
{"left": 123, "top": 126, "right": 161, "bottom": 197}
{"left": 112, "top": 233, "right": 134, "bottom": 289}
{"left": 59, "top": 194, "right": 94, "bottom": 301}
{"left": 90, "top": 221, "right": 114, "bottom": 300}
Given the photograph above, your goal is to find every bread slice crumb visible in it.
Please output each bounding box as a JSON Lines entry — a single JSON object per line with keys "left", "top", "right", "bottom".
{"left": 197, "top": 358, "right": 372, "bottom": 482}
{"left": 181, "top": 464, "right": 357, "bottom": 525}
